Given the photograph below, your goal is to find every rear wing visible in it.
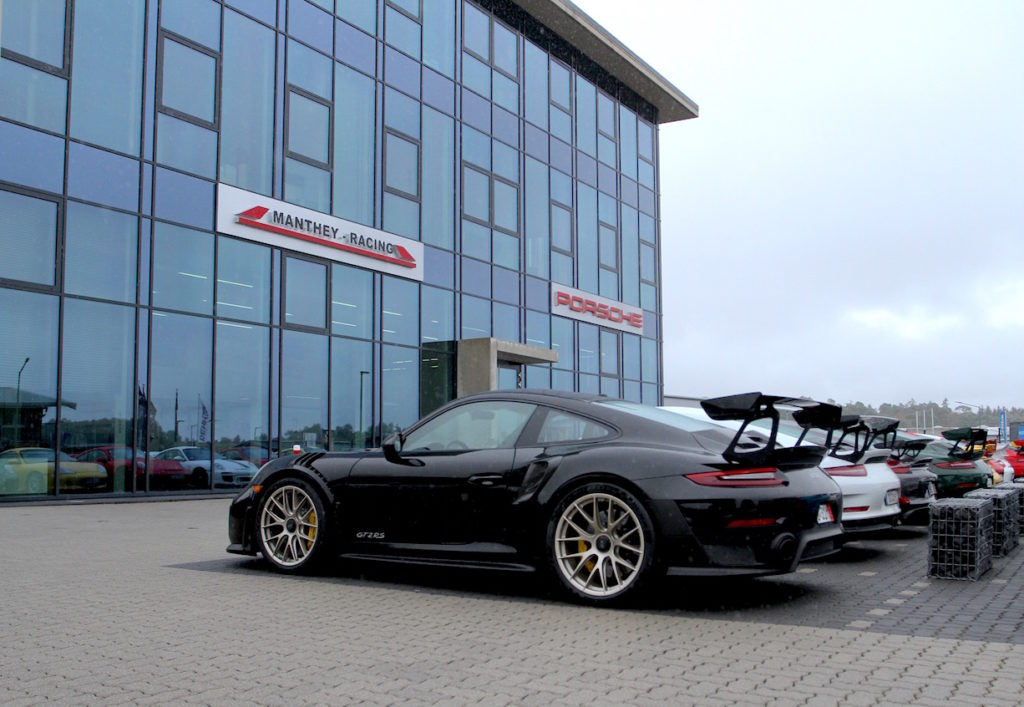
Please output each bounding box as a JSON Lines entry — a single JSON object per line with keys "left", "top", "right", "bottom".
{"left": 829, "top": 416, "right": 900, "bottom": 463}
{"left": 942, "top": 427, "right": 987, "bottom": 460}
{"left": 701, "top": 392, "right": 841, "bottom": 467}
{"left": 891, "top": 438, "right": 930, "bottom": 462}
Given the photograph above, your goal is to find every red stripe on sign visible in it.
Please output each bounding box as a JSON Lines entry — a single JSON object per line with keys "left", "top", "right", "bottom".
{"left": 236, "top": 217, "right": 417, "bottom": 268}
{"left": 238, "top": 206, "right": 269, "bottom": 219}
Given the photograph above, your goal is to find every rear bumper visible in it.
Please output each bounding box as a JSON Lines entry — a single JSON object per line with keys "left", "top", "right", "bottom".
{"left": 664, "top": 522, "right": 844, "bottom": 577}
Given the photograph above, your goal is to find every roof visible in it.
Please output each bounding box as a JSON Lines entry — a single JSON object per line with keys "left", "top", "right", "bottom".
{"left": 512, "top": 0, "right": 699, "bottom": 123}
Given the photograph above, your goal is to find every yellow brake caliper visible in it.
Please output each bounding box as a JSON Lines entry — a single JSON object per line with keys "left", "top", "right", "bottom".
{"left": 303, "top": 509, "right": 318, "bottom": 551}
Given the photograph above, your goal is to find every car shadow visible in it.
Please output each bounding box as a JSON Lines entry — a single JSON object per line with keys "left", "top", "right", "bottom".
{"left": 169, "top": 557, "right": 824, "bottom": 613}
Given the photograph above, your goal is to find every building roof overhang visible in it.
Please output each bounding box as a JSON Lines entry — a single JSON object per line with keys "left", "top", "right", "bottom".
{"left": 511, "top": 0, "right": 699, "bottom": 123}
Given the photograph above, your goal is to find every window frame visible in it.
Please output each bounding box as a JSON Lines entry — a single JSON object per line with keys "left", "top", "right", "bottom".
{"left": 156, "top": 30, "right": 220, "bottom": 130}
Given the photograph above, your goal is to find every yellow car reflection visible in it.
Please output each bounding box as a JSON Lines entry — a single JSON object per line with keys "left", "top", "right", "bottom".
{"left": 0, "top": 447, "right": 107, "bottom": 494}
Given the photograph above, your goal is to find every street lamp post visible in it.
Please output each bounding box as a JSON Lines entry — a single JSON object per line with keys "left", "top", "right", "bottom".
{"left": 14, "top": 357, "right": 29, "bottom": 443}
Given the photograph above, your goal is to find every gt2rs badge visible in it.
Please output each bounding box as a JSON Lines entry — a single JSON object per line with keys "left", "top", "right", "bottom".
{"left": 355, "top": 531, "right": 385, "bottom": 540}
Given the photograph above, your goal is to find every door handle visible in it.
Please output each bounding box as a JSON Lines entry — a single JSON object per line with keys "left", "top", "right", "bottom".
{"left": 468, "top": 474, "right": 505, "bottom": 488}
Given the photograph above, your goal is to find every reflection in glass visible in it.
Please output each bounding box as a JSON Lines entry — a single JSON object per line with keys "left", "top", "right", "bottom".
{"left": 461, "top": 294, "right": 490, "bottom": 339}
{"left": 384, "top": 133, "right": 419, "bottom": 196}
{"left": 551, "top": 315, "right": 573, "bottom": 370}
{"left": 65, "top": 202, "right": 137, "bottom": 304}
{"left": 0, "top": 288, "right": 58, "bottom": 496}
{"left": 70, "top": 0, "right": 144, "bottom": 155}
{"left": 422, "top": 107, "right": 455, "bottom": 249}
{"left": 579, "top": 323, "right": 598, "bottom": 374}
{"left": 382, "top": 276, "right": 418, "bottom": 345}
{"left": 162, "top": 0, "right": 220, "bottom": 50}
{"left": 385, "top": 6, "right": 420, "bottom": 59}
{"left": 156, "top": 112, "right": 218, "bottom": 179}
{"left": 381, "top": 344, "right": 418, "bottom": 435}
{"left": 288, "top": 39, "right": 332, "bottom": 100}
{"left": 217, "top": 237, "right": 270, "bottom": 323}
{"left": 330, "top": 337, "right": 372, "bottom": 450}
{"left": 161, "top": 38, "right": 216, "bottom": 123}
{"left": 60, "top": 299, "right": 135, "bottom": 494}
{"left": 0, "top": 58, "right": 67, "bottom": 133}
{"left": 331, "top": 263, "right": 373, "bottom": 338}
{"left": 152, "top": 222, "right": 213, "bottom": 315}
{"left": 422, "top": 0, "right": 455, "bottom": 78}
{"left": 149, "top": 311, "right": 212, "bottom": 489}
{"left": 284, "top": 158, "right": 331, "bottom": 212}
{"left": 1, "top": 0, "right": 66, "bottom": 67}
{"left": 493, "top": 303, "right": 519, "bottom": 343}
{"left": 642, "top": 337, "right": 657, "bottom": 383}
{"left": 215, "top": 321, "right": 270, "bottom": 468}
{"left": 0, "top": 190, "right": 57, "bottom": 286}
{"left": 284, "top": 257, "right": 327, "bottom": 328}
{"left": 334, "top": 65, "right": 375, "bottom": 225}
{"left": 420, "top": 286, "right": 453, "bottom": 344}
{"left": 288, "top": 92, "right": 331, "bottom": 164}
{"left": 221, "top": 9, "right": 275, "bottom": 195}
{"left": 420, "top": 344, "right": 454, "bottom": 418}
{"left": 340, "top": 0, "right": 376, "bottom": 34}
{"left": 282, "top": 330, "right": 327, "bottom": 452}
{"left": 600, "top": 330, "right": 619, "bottom": 376}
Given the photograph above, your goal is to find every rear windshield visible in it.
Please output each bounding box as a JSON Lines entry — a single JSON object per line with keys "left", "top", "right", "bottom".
{"left": 596, "top": 401, "right": 720, "bottom": 432}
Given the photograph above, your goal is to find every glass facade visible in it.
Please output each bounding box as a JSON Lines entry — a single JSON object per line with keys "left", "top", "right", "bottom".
{"left": 0, "top": 0, "right": 664, "bottom": 499}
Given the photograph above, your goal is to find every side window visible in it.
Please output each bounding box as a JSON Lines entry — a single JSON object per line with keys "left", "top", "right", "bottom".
{"left": 537, "top": 410, "right": 612, "bottom": 444}
{"left": 404, "top": 401, "right": 536, "bottom": 451}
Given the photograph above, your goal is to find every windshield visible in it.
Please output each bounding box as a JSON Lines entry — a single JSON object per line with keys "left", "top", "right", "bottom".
{"left": 182, "top": 448, "right": 226, "bottom": 461}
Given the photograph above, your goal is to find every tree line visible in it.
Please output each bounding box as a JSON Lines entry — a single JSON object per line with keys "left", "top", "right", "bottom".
{"left": 826, "top": 398, "right": 1023, "bottom": 433}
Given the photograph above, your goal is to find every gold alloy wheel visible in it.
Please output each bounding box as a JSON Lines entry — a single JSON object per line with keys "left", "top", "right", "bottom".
{"left": 554, "top": 492, "right": 645, "bottom": 598}
{"left": 259, "top": 484, "right": 320, "bottom": 567}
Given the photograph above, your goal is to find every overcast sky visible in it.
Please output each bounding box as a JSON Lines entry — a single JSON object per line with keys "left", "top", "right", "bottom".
{"left": 575, "top": 0, "right": 1023, "bottom": 409}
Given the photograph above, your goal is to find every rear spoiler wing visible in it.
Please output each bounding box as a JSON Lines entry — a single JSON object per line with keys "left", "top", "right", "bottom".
{"left": 701, "top": 392, "right": 841, "bottom": 466}
{"left": 892, "top": 438, "right": 930, "bottom": 461}
{"left": 942, "top": 427, "right": 987, "bottom": 460}
{"left": 829, "top": 416, "right": 900, "bottom": 463}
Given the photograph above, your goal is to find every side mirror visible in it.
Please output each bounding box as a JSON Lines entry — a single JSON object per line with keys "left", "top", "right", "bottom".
{"left": 382, "top": 430, "right": 404, "bottom": 464}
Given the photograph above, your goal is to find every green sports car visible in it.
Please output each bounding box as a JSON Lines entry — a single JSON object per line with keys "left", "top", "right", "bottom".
{"left": 892, "top": 428, "right": 991, "bottom": 499}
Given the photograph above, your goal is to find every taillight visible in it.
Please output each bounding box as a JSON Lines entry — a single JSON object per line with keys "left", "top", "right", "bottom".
{"left": 891, "top": 464, "right": 911, "bottom": 474}
{"left": 826, "top": 464, "right": 867, "bottom": 477}
{"left": 936, "top": 461, "right": 978, "bottom": 470}
{"left": 686, "top": 467, "right": 784, "bottom": 487}
{"left": 844, "top": 506, "right": 870, "bottom": 513}
{"left": 726, "top": 518, "right": 779, "bottom": 528}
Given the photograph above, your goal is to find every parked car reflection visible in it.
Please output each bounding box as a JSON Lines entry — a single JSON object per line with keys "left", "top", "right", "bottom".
{"left": 74, "top": 445, "right": 189, "bottom": 491}
{"left": 0, "top": 447, "right": 107, "bottom": 494}
{"left": 153, "top": 446, "right": 257, "bottom": 489}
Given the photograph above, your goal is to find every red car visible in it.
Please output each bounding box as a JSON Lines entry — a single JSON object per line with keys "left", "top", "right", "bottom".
{"left": 74, "top": 446, "right": 189, "bottom": 491}
{"left": 1005, "top": 441, "right": 1024, "bottom": 479}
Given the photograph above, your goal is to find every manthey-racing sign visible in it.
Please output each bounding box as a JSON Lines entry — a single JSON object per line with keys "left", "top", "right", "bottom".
{"left": 216, "top": 184, "right": 424, "bottom": 282}
{"left": 550, "top": 284, "right": 644, "bottom": 334}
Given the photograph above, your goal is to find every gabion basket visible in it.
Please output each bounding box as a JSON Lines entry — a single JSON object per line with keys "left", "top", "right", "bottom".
{"left": 928, "top": 498, "right": 993, "bottom": 580}
{"left": 965, "top": 488, "right": 1020, "bottom": 556}
{"left": 997, "top": 482, "right": 1024, "bottom": 528}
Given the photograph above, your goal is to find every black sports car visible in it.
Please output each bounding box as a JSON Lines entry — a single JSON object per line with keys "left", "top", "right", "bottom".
{"left": 227, "top": 390, "right": 844, "bottom": 604}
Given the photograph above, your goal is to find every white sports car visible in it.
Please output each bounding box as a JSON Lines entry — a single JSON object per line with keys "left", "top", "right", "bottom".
{"left": 661, "top": 406, "right": 902, "bottom": 534}
{"left": 152, "top": 446, "right": 258, "bottom": 489}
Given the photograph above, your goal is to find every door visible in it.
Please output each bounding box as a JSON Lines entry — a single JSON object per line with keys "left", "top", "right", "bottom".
{"left": 347, "top": 400, "right": 537, "bottom": 550}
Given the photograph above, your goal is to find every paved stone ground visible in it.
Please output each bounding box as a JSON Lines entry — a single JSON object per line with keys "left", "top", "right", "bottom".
{"left": 3, "top": 499, "right": 1024, "bottom": 705}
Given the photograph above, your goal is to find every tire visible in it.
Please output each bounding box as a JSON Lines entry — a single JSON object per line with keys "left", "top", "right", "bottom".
{"left": 256, "top": 477, "right": 331, "bottom": 574}
{"left": 190, "top": 468, "right": 209, "bottom": 489}
{"left": 546, "top": 482, "right": 656, "bottom": 605}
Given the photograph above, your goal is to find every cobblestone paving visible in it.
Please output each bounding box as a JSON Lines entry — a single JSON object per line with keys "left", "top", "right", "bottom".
{"left": 3, "top": 499, "right": 1024, "bottom": 705}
